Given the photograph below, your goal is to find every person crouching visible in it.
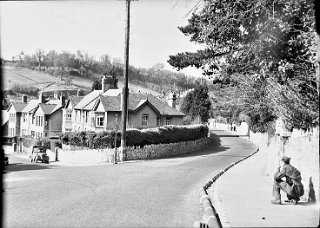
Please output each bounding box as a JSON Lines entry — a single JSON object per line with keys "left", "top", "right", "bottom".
{"left": 271, "top": 156, "right": 304, "bottom": 205}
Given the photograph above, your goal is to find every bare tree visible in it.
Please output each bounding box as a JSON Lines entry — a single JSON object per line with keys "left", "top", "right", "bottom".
{"left": 35, "top": 49, "right": 46, "bottom": 70}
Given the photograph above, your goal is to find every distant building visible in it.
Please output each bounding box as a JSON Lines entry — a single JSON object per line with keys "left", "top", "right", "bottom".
{"left": 7, "top": 101, "right": 28, "bottom": 137}
{"left": 62, "top": 75, "right": 185, "bottom": 132}
{"left": 8, "top": 92, "right": 65, "bottom": 138}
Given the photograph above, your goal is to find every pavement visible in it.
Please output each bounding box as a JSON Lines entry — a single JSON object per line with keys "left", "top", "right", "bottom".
{"left": 209, "top": 138, "right": 320, "bottom": 227}
{"left": 3, "top": 130, "right": 258, "bottom": 227}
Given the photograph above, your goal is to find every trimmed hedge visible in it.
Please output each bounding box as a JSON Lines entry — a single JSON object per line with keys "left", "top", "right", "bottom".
{"left": 59, "top": 124, "right": 209, "bottom": 149}
{"left": 18, "top": 136, "right": 62, "bottom": 151}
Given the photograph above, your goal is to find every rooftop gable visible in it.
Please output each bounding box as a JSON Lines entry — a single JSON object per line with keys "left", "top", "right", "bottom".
{"left": 8, "top": 102, "right": 28, "bottom": 112}
{"left": 74, "top": 90, "right": 102, "bottom": 110}
{"left": 21, "top": 100, "right": 39, "bottom": 113}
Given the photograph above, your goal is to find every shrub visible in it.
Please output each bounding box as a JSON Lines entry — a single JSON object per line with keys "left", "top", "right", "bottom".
{"left": 59, "top": 124, "right": 209, "bottom": 149}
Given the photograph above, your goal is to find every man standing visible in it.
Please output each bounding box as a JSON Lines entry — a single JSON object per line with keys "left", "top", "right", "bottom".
{"left": 271, "top": 156, "right": 304, "bottom": 205}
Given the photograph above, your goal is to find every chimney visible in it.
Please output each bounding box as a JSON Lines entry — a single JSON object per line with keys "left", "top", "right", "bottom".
{"left": 22, "top": 95, "right": 28, "bottom": 103}
{"left": 39, "top": 92, "right": 45, "bottom": 103}
{"left": 168, "top": 91, "right": 177, "bottom": 109}
{"left": 53, "top": 91, "right": 59, "bottom": 100}
{"left": 77, "top": 89, "right": 82, "bottom": 97}
{"left": 59, "top": 95, "right": 66, "bottom": 107}
{"left": 102, "top": 74, "right": 116, "bottom": 92}
{"left": 102, "top": 75, "right": 108, "bottom": 92}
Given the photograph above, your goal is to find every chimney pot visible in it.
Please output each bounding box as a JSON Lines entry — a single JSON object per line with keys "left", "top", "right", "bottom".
{"left": 22, "top": 95, "right": 28, "bottom": 103}
{"left": 39, "top": 92, "right": 45, "bottom": 103}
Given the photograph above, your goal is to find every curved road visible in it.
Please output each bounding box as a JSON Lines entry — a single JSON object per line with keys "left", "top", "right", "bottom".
{"left": 3, "top": 130, "right": 257, "bottom": 227}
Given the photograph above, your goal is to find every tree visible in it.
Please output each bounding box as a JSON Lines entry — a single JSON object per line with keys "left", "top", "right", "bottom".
{"left": 180, "top": 82, "right": 211, "bottom": 123}
{"left": 46, "top": 50, "right": 58, "bottom": 69}
{"left": 35, "top": 49, "right": 46, "bottom": 70}
{"left": 169, "top": 0, "right": 318, "bottom": 131}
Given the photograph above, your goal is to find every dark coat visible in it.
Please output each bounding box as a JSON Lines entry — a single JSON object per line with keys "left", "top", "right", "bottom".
{"left": 274, "top": 164, "right": 304, "bottom": 197}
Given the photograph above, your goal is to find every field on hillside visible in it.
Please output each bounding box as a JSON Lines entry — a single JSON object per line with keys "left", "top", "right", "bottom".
{"left": 1, "top": 65, "right": 160, "bottom": 96}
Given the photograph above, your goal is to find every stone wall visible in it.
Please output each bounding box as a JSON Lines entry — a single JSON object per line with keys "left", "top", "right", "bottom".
{"left": 58, "top": 137, "right": 219, "bottom": 164}
{"left": 212, "top": 121, "right": 319, "bottom": 203}
{"left": 249, "top": 128, "right": 319, "bottom": 203}
{"left": 57, "top": 147, "right": 117, "bottom": 164}
{"left": 126, "top": 137, "right": 218, "bottom": 160}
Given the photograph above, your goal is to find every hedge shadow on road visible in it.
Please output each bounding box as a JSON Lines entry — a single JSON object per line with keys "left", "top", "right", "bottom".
{"left": 5, "top": 162, "right": 51, "bottom": 173}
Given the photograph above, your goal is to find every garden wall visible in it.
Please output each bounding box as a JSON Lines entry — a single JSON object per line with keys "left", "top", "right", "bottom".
{"left": 249, "top": 128, "right": 319, "bottom": 203}
{"left": 212, "top": 121, "right": 319, "bottom": 202}
{"left": 57, "top": 137, "right": 219, "bottom": 165}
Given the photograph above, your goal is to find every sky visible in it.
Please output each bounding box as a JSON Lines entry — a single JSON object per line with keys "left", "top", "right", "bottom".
{"left": 0, "top": 0, "right": 205, "bottom": 77}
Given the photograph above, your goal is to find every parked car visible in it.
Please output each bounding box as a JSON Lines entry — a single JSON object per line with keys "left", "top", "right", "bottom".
{"left": 30, "top": 146, "right": 49, "bottom": 164}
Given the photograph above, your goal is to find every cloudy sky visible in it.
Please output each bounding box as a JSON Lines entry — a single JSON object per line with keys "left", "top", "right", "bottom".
{"left": 0, "top": 0, "right": 205, "bottom": 77}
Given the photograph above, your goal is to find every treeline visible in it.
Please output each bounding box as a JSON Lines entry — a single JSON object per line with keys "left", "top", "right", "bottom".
{"left": 10, "top": 50, "right": 197, "bottom": 93}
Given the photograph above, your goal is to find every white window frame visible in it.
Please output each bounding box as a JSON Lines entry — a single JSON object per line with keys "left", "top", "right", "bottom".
{"left": 66, "top": 110, "right": 72, "bottom": 121}
{"left": 96, "top": 114, "right": 104, "bottom": 127}
{"left": 22, "top": 113, "right": 27, "bottom": 122}
{"left": 142, "top": 114, "right": 149, "bottom": 126}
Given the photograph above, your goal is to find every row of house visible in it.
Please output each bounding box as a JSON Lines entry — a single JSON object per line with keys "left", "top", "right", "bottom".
{"left": 5, "top": 75, "right": 185, "bottom": 139}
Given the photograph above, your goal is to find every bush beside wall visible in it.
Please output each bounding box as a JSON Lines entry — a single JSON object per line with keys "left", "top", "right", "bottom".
{"left": 59, "top": 124, "right": 209, "bottom": 150}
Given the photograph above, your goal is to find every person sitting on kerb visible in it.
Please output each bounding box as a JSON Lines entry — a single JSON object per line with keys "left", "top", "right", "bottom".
{"left": 271, "top": 156, "right": 304, "bottom": 205}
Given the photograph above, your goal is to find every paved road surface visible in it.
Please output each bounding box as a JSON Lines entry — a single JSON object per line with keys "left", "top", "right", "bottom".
{"left": 3, "top": 130, "right": 257, "bottom": 227}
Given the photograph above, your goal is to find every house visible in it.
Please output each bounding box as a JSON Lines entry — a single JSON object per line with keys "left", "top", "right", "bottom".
{"left": 62, "top": 75, "right": 185, "bottom": 132}
{"left": 20, "top": 98, "right": 41, "bottom": 136}
{"left": 7, "top": 99, "right": 28, "bottom": 137}
{"left": 8, "top": 92, "right": 65, "bottom": 139}
{"left": 91, "top": 93, "right": 185, "bottom": 130}
{"left": 62, "top": 95, "right": 84, "bottom": 132}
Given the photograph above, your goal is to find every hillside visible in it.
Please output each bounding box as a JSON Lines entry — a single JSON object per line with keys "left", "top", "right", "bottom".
{"left": 1, "top": 65, "right": 160, "bottom": 96}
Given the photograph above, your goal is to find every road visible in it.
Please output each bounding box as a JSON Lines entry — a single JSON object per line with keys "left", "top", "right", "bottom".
{"left": 3, "top": 130, "right": 257, "bottom": 227}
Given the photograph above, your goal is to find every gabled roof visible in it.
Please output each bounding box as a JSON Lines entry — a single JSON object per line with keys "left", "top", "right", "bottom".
{"left": 21, "top": 100, "right": 39, "bottom": 113}
{"left": 102, "top": 89, "right": 122, "bottom": 97}
{"left": 92, "top": 93, "right": 185, "bottom": 116}
{"left": 50, "top": 104, "right": 63, "bottom": 114}
{"left": 8, "top": 102, "right": 28, "bottom": 112}
{"left": 36, "top": 104, "right": 61, "bottom": 115}
{"left": 74, "top": 90, "right": 102, "bottom": 110}
{"left": 98, "top": 96, "right": 122, "bottom": 112}
{"left": 65, "top": 96, "right": 84, "bottom": 108}
{"left": 130, "top": 93, "right": 185, "bottom": 116}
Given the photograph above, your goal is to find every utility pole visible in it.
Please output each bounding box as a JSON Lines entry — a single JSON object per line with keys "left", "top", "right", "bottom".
{"left": 120, "top": 0, "right": 131, "bottom": 161}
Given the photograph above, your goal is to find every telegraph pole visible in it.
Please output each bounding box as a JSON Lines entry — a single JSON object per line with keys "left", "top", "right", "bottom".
{"left": 120, "top": 0, "right": 131, "bottom": 161}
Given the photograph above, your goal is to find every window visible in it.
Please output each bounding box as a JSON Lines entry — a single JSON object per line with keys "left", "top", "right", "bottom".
{"left": 96, "top": 114, "right": 104, "bottom": 127}
{"left": 22, "top": 113, "right": 27, "bottom": 122}
{"left": 157, "top": 116, "right": 161, "bottom": 126}
{"left": 142, "top": 114, "right": 149, "bottom": 126}
{"left": 10, "top": 128, "right": 15, "bottom": 136}
{"left": 32, "top": 115, "right": 35, "bottom": 124}
{"left": 83, "top": 111, "right": 88, "bottom": 123}
{"left": 165, "top": 117, "right": 172, "bottom": 125}
{"left": 9, "top": 113, "right": 16, "bottom": 122}
{"left": 66, "top": 110, "right": 72, "bottom": 121}
{"left": 36, "top": 116, "right": 43, "bottom": 126}
{"left": 31, "top": 131, "right": 35, "bottom": 138}
{"left": 22, "top": 129, "right": 26, "bottom": 136}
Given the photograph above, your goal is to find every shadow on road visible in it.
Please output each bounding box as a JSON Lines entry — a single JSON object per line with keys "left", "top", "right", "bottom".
{"left": 5, "top": 162, "right": 51, "bottom": 173}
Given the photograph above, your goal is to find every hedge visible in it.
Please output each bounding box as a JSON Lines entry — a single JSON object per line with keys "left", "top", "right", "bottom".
{"left": 59, "top": 124, "right": 209, "bottom": 149}
{"left": 18, "top": 136, "right": 62, "bottom": 151}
